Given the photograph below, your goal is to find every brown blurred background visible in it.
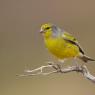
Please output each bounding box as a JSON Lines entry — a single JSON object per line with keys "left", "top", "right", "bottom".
{"left": 0, "top": 0, "right": 95, "bottom": 95}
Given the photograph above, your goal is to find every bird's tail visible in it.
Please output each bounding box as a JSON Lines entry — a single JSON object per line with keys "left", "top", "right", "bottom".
{"left": 79, "top": 55, "right": 95, "bottom": 63}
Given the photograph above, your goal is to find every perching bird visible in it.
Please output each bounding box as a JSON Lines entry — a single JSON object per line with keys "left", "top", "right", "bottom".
{"left": 40, "top": 23, "right": 95, "bottom": 63}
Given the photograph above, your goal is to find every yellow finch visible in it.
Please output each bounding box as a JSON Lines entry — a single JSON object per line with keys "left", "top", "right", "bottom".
{"left": 40, "top": 23, "right": 95, "bottom": 63}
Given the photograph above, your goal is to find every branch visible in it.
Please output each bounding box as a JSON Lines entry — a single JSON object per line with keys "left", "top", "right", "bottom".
{"left": 17, "top": 62, "right": 95, "bottom": 83}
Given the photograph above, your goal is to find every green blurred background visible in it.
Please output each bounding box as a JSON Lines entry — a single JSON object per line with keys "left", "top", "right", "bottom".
{"left": 0, "top": 0, "right": 95, "bottom": 95}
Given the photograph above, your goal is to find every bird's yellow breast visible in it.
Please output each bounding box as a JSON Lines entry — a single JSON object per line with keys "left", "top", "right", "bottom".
{"left": 44, "top": 37, "right": 79, "bottom": 59}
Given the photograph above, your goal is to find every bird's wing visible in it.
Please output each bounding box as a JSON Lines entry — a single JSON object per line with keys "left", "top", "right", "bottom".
{"left": 62, "top": 32, "right": 85, "bottom": 55}
{"left": 62, "top": 32, "right": 78, "bottom": 42}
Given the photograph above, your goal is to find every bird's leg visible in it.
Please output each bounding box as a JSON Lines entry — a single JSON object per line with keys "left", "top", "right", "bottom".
{"left": 50, "top": 63, "right": 63, "bottom": 73}
{"left": 47, "top": 61, "right": 62, "bottom": 72}
{"left": 73, "top": 57, "right": 78, "bottom": 66}
{"left": 56, "top": 64, "right": 64, "bottom": 73}
{"left": 73, "top": 57, "right": 80, "bottom": 71}
{"left": 55, "top": 59, "right": 65, "bottom": 72}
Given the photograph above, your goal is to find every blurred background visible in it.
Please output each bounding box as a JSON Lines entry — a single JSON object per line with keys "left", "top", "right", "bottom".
{"left": 0, "top": 0, "right": 95, "bottom": 95}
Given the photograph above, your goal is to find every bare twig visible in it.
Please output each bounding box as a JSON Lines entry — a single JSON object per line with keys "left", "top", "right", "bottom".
{"left": 17, "top": 62, "right": 95, "bottom": 83}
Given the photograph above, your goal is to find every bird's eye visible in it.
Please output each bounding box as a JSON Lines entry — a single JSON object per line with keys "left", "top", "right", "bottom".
{"left": 45, "top": 27, "right": 50, "bottom": 30}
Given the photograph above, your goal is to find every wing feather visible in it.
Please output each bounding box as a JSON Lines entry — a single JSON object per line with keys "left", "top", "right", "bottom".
{"left": 62, "top": 32, "right": 85, "bottom": 55}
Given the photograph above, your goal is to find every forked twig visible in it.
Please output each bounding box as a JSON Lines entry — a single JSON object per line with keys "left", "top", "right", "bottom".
{"left": 17, "top": 62, "right": 95, "bottom": 83}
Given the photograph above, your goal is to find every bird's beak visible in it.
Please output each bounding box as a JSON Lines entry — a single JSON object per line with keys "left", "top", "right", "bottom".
{"left": 40, "top": 29, "right": 44, "bottom": 33}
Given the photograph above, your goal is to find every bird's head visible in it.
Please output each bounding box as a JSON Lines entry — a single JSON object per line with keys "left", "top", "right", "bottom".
{"left": 40, "top": 23, "right": 61, "bottom": 38}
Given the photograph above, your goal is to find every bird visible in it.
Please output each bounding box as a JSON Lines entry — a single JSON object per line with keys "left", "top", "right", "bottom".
{"left": 40, "top": 23, "right": 95, "bottom": 63}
